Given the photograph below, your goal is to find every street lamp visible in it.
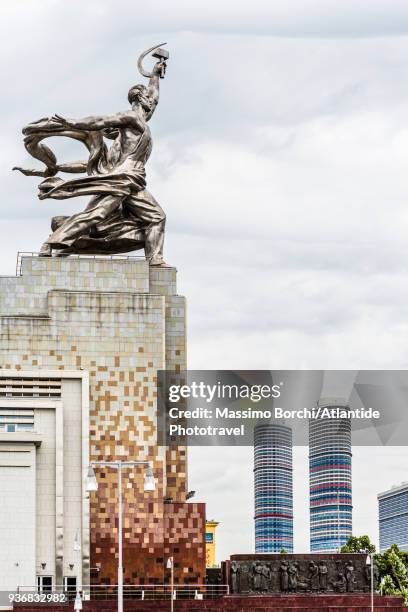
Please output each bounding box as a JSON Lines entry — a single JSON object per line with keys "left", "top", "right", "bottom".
{"left": 167, "top": 556, "right": 174, "bottom": 612}
{"left": 86, "top": 466, "right": 98, "bottom": 491}
{"left": 366, "top": 554, "right": 374, "bottom": 612}
{"left": 73, "top": 529, "right": 81, "bottom": 606}
{"left": 144, "top": 466, "right": 155, "bottom": 492}
{"left": 86, "top": 460, "right": 155, "bottom": 612}
{"left": 74, "top": 595, "right": 82, "bottom": 611}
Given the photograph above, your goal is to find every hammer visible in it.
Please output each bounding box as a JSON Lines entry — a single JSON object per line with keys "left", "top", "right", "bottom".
{"left": 152, "top": 47, "right": 169, "bottom": 78}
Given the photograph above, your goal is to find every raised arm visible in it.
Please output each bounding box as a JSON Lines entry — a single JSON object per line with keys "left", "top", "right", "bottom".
{"left": 50, "top": 110, "right": 143, "bottom": 132}
{"left": 145, "top": 60, "right": 167, "bottom": 120}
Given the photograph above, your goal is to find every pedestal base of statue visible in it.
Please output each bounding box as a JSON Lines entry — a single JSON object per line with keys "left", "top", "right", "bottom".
{"left": 0, "top": 253, "right": 205, "bottom": 587}
{"left": 11, "top": 594, "right": 406, "bottom": 611}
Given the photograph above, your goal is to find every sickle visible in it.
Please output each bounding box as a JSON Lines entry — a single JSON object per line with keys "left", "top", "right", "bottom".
{"left": 137, "top": 42, "right": 167, "bottom": 78}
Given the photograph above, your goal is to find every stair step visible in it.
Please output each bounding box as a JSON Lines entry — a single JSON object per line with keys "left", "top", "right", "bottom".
{"left": 13, "top": 594, "right": 405, "bottom": 612}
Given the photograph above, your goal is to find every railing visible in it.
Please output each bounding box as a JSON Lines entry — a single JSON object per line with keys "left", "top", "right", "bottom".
{"left": 17, "top": 584, "right": 229, "bottom": 601}
{"left": 15, "top": 252, "right": 146, "bottom": 276}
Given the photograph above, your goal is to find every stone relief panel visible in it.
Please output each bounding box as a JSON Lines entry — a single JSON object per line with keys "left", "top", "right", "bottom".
{"left": 228, "top": 554, "right": 379, "bottom": 595}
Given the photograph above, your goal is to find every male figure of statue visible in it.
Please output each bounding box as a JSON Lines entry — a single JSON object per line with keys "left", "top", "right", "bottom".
{"left": 15, "top": 57, "right": 168, "bottom": 265}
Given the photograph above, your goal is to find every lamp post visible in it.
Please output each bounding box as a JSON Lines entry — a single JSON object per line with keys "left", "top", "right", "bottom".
{"left": 86, "top": 460, "right": 155, "bottom": 612}
{"left": 366, "top": 554, "right": 374, "bottom": 612}
{"left": 167, "top": 556, "right": 174, "bottom": 612}
{"left": 73, "top": 529, "right": 82, "bottom": 610}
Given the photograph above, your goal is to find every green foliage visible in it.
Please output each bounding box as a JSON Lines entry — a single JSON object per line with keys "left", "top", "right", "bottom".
{"left": 340, "top": 535, "right": 376, "bottom": 554}
{"left": 279, "top": 548, "right": 288, "bottom": 554}
{"left": 377, "top": 544, "right": 408, "bottom": 607}
{"left": 340, "top": 536, "right": 408, "bottom": 605}
{"left": 381, "top": 574, "right": 396, "bottom": 593}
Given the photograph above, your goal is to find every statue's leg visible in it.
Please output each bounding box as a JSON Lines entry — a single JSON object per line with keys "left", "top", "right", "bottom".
{"left": 39, "top": 240, "right": 53, "bottom": 257}
{"left": 124, "top": 190, "right": 167, "bottom": 266}
{"left": 38, "top": 215, "right": 70, "bottom": 257}
{"left": 45, "top": 193, "right": 123, "bottom": 249}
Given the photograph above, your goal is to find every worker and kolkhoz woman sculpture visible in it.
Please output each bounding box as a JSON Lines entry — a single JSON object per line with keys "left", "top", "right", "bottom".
{"left": 13, "top": 44, "right": 170, "bottom": 266}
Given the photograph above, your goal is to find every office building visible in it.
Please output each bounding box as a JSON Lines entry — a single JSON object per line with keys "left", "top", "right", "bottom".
{"left": 309, "top": 398, "right": 352, "bottom": 552}
{"left": 254, "top": 423, "right": 293, "bottom": 553}
{"left": 378, "top": 482, "right": 408, "bottom": 552}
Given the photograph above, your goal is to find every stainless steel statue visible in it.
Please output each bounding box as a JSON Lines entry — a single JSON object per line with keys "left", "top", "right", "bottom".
{"left": 13, "top": 44, "right": 170, "bottom": 265}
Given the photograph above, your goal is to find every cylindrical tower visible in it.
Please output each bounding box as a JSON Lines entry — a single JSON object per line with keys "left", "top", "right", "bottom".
{"left": 254, "top": 423, "right": 293, "bottom": 553}
{"left": 309, "top": 398, "right": 352, "bottom": 552}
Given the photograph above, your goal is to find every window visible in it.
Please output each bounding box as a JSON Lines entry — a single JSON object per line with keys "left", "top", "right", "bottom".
{"left": 64, "top": 577, "right": 77, "bottom": 593}
{"left": 37, "top": 576, "right": 53, "bottom": 593}
{"left": 0, "top": 423, "right": 34, "bottom": 432}
{"left": 0, "top": 405, "right": 35, "bottom": 432}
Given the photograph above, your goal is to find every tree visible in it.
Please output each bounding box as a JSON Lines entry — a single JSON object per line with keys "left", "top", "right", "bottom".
{"left": 377, "top": 545, "right": 408, "bottom": 606}
{"left": 340, "top": 535, "right": 376, "bottom": 554}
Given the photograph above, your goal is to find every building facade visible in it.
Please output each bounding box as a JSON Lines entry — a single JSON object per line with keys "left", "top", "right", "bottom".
{"left": 378, "top": 482, "right": 408, "bottom": 552}
{"left": 205, "top": 521, "right": 219, "bottom": 567}
{"left": 0, "top": 371, "right": 89, "bottom": 592}
{"left": 309, "top": 398, "right": 352, "bottom": 552}
{"left": 0, "top": 254, "right": 206, "bottom": 590}
{"left": 254, "top": 423, "right": 293, "bottom": 553}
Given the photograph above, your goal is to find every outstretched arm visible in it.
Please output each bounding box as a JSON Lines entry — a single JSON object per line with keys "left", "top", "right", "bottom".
{"left": 51, "top": 110, "right": 143, "bottom": 132}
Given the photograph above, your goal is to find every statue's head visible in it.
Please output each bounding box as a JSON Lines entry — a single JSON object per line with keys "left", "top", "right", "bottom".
{"left": 128, "top": 85, "right": 153, "bottom": 113}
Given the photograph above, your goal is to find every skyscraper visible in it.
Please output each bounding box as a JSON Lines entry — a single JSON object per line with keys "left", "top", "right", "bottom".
{"left": 309, "top": 398, "right": 352, "bottom": 552}
{"left": 378, "top": 482, "right": 408, "bottom": 552}
{"left": 254, "top": 423, "right": 293, "bottom": 553}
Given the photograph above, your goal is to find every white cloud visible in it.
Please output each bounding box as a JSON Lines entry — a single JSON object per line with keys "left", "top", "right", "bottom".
{"left": 4, "top": 1, "right": 408, "bottom": 39}
{"left": 1, "top": 1, "right": 408, "bottom": 558}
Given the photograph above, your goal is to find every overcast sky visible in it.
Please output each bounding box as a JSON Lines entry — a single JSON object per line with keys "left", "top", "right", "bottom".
{"left": 2, "top": 0, "right": 408, "bottom": 562}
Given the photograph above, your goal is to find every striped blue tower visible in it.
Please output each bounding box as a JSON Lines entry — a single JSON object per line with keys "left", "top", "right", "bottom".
{"left": 309, "top": 398, "right": 352, "bottom": 552}
{"left": 254, "top": 423, "right": 293, "bottom": 553}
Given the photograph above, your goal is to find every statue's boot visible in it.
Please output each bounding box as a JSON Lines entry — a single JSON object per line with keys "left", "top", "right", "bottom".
{"left": 39, "top": 242, "right": 52, "bottom": 257}
{"left": 149, "top": 258, "right": 171, "bottom": 267}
